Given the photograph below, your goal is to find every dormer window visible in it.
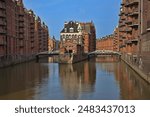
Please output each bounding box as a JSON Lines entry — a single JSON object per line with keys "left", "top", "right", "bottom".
{"left": 70, "top": 27, "right": 74, "bottom": 32}
{"left": 65, "top": 28, "right": 67, "bottom": 32}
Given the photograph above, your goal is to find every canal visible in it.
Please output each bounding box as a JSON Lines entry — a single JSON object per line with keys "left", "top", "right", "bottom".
{"left": 0, "top": 56, "right": 150, "bottom": 100}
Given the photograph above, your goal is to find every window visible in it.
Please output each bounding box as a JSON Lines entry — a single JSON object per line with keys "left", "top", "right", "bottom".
{"left": 72, "top": 34, "right": 74, "bottom": 39}
{"left": 65, "top": 28, "right": 67, "bottom": 32}
{"left": 75, "top": 35, "right": 77, "bottom": 39}
{"left": 66, "top": 35, "right": 69, "bottom": 39}
{"left": 70, "top": 27, "right": 74, "bottom": 32}
{"left": 69, "top": 35, "right": 72, "bottom": 39}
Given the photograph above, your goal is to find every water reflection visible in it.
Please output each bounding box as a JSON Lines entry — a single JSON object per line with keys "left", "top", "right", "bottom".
{"left": 59, "top": 58, "right": 96, "bottom": 99}
{"left": 0, "top": 56, "right": 149, "bottom": 100}
{"left": 114, "top": 61, "right": 150, "bottom": 100}
{"left": 0, "top": 61, "right": 49, "bottom": 99}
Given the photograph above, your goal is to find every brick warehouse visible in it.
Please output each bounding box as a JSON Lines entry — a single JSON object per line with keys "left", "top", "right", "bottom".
{"left": 60, "top": 21, "right": 96, "bottom": 54}
{"left": 94, "top": 0, "right": 150, "bottom": 82}
{"left": 96, "top": 27, "right": 119, "bottom": 52}
{"left": 0, "top": 0, "right": 49, "bottom": 66}
{"left": 118, "top": 0, "right": 150, "bottom": 75}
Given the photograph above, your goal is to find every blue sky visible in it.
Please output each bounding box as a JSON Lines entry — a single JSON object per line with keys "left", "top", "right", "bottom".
{"left": 24, "top": 0, "right": 121, "bottom": 40}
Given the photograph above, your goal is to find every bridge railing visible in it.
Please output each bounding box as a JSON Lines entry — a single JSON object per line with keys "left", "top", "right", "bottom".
{"left": 88, "top": 50, "right": 121, "bottom": 55}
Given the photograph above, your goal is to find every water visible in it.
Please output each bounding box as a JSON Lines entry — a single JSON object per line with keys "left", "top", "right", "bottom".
{"left": 0, "top": 56, "right": 150, "bottom": 100}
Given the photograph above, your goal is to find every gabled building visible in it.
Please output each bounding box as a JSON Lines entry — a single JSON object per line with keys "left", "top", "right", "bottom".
{"left": 60, "top": 21, "right": 83, "bottom": 54}
{"left": 60, "top": 21, "right": 96, "bottom": 54}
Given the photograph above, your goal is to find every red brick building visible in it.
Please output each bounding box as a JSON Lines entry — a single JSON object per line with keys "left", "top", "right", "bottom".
{"left": 113, "top": 27, "right": 119, "bottom": 51}
{"left": 48, "top": 36, "right": 56, "bottom": 51}
{"left": 0, "top": 0, "right": 7, "bottom": 60}
{"left": 118, "top": 0, "right": 150, "bottom": 77}
{"left": 96, "top": 35, "right": 114, "bottom": 51}
{"left": 0, "top": 0, "right": 49, "bottom": 64}
{"left": 81, "top": 22, "right": 96, "bottom": 53}
{"left": 119, "top": 0, "right": 140, "bottom": 55}
{"left": 96, "top": 27, "right": 119, "bottom": 52}
{"left": 60, "top": 21, "right": 96, "bottom": 54}
{"left": 140, "top": 0, "right": 150, "bottom": 73}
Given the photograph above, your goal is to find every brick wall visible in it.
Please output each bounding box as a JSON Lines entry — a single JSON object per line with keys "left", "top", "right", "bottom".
{"left": 0, "top": 0, "right": 50, "bottom": 63}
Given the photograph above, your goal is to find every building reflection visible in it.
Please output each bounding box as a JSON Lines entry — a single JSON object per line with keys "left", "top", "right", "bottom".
{"left": 95, "top": 56, "right": 150, "bottom": 99}
{"left": 59, "top": 58, "right": 96, "bottom": 99}
{"left": 0, "top": 61, "right": 49, "bottom": 99}
{"left": 96, "top": 55, "right": 120, "bottom": 63}
{"left": 114, "top": 61, "right": 150, "bottom": 100}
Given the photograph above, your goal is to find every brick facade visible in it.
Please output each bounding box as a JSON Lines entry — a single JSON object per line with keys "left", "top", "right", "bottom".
{"left": 119, "top": 0, "right": 140, "bottom": 55}
{"left": 96, "top": 35, "right": 114, "bottom": 51}
{"left": 0, "top": 0, "right": 7, "bottom": 60}
{"left": 60, "top": 21, "right": 96, "bottom": 54}
{"left": 96, "top": 27, "right": 119, "bottom": 52}
{"left": 48, "top": 36, "right": 56, "bottom": 51}
{"left": 0, "top": 0, "right": 49, "bottom": 63}
{"left": 118, "top": 0, "right": 150, "bottom": 76}
{"left": 140, "top": 0, "right": 150, "bottom": 73}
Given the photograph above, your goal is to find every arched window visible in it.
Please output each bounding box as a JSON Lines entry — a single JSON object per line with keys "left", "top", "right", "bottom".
{"left": 72, "top": 34, "right": 74, "bottom": 39}
{"left": 66, "top": 35, "right": 69, "bottom": 39}
{"left": 69, "top": 35, "right": 72, "bottom": 39}
{"left": 70, "top": 27, "right": 74, "bottom": 32}
{"left": 75, "top": 34, "right": 77, "bottom": 39}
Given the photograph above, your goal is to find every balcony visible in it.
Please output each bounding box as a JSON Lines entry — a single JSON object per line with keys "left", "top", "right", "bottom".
{"left": 30, "top": 35, "right": 34, "bottom": 38}
{"left": 0, "top": 11, "right": 6, "bottom": 18}
{"left": 19, "top": 16, "right": 24, "bottom": 22}
{"left": 19, "top": 12, "right": 24, "bottom": 17}
{"left": 19, "top": 23, "right": 24, "bottom": 27}
{"left": 0, "top": 28, "right": 6, "bottom": 34}
{"left": 121, "top": 15, "right": 126, "bottom": 20}
{"left": 19, "top": 34, "right": 24, "bottom": 39}
{"left": 125, "top": 0, "right": 139, "bottom": 7}
{"left": 0, "top": 40, "right": 6, "bottom": 46}
{"left": 31, "top": 39, "right": 34, "bottom": 42}
{"left": 128, "top": 8, "right": 138, "bottom": 15}
{"left": 19, "top": 19, "right": 24, "bottom": 22}
{"left": 129, "top": 20, "right": 139, "bottom": 27}
{"left": 19, "top": 42, "right": 24, "bottom": 48}
{"left": 130, "top": 12, "right": 138, "bottom": 16}
{"left": 19, "top": 29, "right": 24, "bottom": 34}
{"left": 125, "top": 19, "right": 132, "bottom": 24}
{"left": 125, "top": 40, "right": 132, "bottom": 44}
{"left": 119, "top": 29, "right": 125, "bottom": 32}
{"left": 126, "top": 27, "right": 132, "bottom": 32}
{"left": 120, "top": 35, "right": 126, "bottom": 39}
{"left": 0, "top": 3, "right": 5, "bottom": 10}
{"left": 131, "top": 38, "right": 138, "bottom": 43}
{"left": 119, "top": 44, "right": 126, "bottom": 48}
{"left": 0, "top": 20, "right": 6, "bottom": 26}
{"left": 119, "top": 11, "right": 125, "bottom": 16}
{"left": 119, "top": 22, "right": 126, "bottom": 27}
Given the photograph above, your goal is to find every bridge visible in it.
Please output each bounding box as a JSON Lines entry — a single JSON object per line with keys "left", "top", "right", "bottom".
{"left": 36, "top": 50, "right": 121, "bottom": 60}
{"left": 36, "top": 50, "right": 59, "bottom": 58}
{"left": 88, "top": 50, "right": 121, "bottom": 56}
